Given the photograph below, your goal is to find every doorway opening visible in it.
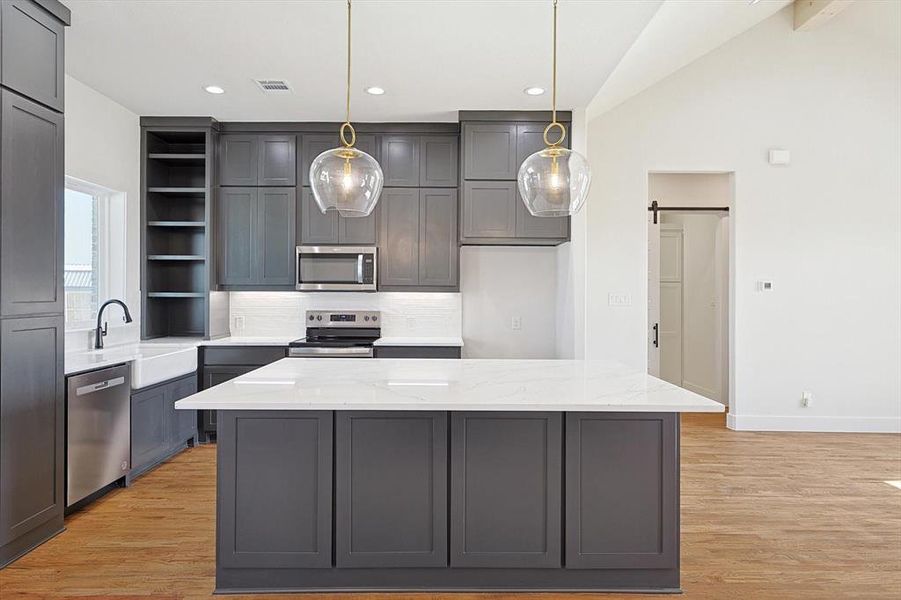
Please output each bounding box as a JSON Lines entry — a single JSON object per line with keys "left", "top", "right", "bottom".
{"left": 647, "top": 172, "right": 732, "bottom": 408}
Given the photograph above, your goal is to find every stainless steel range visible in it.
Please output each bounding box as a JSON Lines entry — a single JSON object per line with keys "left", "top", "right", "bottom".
{"left": 288, "top": 310, "right": 380, "bottom": 358}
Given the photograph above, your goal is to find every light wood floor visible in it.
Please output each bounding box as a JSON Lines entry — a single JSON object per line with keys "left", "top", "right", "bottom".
{"left": 2, "top": 413, "right": 900, "bottom": 599}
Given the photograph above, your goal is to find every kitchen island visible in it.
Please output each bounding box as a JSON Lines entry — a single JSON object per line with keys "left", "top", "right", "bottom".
{"left": 176, "top": 358, "right": 723, "bottom": 594}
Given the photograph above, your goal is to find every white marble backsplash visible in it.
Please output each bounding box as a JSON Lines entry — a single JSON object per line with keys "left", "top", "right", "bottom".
{"left": 228, "top": 292, "right": 462, "bottom": 339}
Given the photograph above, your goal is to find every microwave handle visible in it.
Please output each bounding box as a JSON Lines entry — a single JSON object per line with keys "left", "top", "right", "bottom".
{"left": 357, "top": 254, "right": 364, "bottom": 284}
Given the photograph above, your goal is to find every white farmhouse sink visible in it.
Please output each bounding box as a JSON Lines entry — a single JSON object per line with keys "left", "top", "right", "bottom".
{"left": 130, "top": 344, "right": 198, "bottom": 389}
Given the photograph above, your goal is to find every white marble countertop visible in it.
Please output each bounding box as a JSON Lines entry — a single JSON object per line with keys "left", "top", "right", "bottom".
{"left": 372, "top": 336, "right": 464, "bottom": 347}
{"left": 65, "top": 341, "right": 201, "bottom": 376}
{"left": 175, "top": 358, "right": 725, "bottom": 413}
{"left": 202, "top": 336, "right": 298, "bottom": 346}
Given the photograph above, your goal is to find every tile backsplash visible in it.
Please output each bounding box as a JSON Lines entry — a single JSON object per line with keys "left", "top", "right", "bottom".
{"left": 228, "top": 292, "right": 462, "bottom": 339}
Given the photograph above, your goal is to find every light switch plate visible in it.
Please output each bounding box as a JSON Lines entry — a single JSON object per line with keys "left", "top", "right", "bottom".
{"left": 511, "top": 316, "right": 522, "bottom": 331}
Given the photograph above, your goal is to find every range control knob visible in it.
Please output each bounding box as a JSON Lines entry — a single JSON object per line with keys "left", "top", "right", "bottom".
{"left": 364, "top": 315, "right": 370, "bottom": 322}
{"left": 372, "top": 315, "right": 378, "bottom": 322}
{"left": 309, "top": 315, "right": 314, "bottom": 321}
{"left": 316, "top": 315, "right": 322, "bottom": 321}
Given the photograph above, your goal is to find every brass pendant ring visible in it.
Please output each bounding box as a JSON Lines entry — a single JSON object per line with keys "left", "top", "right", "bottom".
{"left": 543, "top": 121, "right": 566, "bottom": 147}
{"left": 340, "top": 122, "right": 356, "bottom": 148}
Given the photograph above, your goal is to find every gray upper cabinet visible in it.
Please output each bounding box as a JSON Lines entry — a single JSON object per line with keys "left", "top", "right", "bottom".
{"left": 515, "top": 123, "right": 547, "bottom": 167}
{"left": 220, "top": 134, "right": 296, "bottom": 186}
{"left": 461, "top": 181, "right": 516, "bottom": 239}
{"left": 218, "top": 188, "right": 256, "bottom": 285}
{"left": 335, "top": 411, "right": 448, "bottom": 568}
{"left": 450, "top": 413, "right": 562, "bottom": 568}
{"left": 337, "top": 210, "right": 377, "bottom": 245}
{"left": 0, "top": 315, "right": 64, "bottom": 548}
{"left": 257, "top": 188, "right": 296, "bottom": 285}
{"left": 299, "top": 188, "right": 339, "bottom": 245}
{"left": 218, "top": 411, "right": 333, "bottom": 569}
{"left": 419, "top": 189, "right": 458, "bottom": 288}
{"left": 300, "top": 134, "right": 338, "bottom": 186}
{"left": 378, "top": 188, "right": 420, "bottom": 286}
{"left": 219, "top": 135, "right": 259, "bottom": 186}
{"left": 381, "top": 135, "right": 420, "bottom": 187}
{"left": 515, "top": 197, "right": 569, "bottom": 239}
{"left": 565, "top": 413, "right": 678, "bottom": 570}
{"left": 218, "top": 187, "right": 295, "bottom": 286}
{"left": 462, "top": 123, "right": 517, "bottom": 180}
{"left": 0, "top": 0, "right": 66, "bottom": 112}
{"left": 420, "top": 136, "right": 458, "bottom": 187}
{"left": 1, "top": 89, "right": 64, "bottom": 317}
{"left": 258, "top": 135, "right": 297, "bottom": 186}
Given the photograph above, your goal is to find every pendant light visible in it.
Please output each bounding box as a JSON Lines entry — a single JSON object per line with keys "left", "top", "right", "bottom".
{"left": 310, "top": 0, "right": 383, "bottom": 217}
{"left": 517, "top": 0, "right": 591, "bottom": 217}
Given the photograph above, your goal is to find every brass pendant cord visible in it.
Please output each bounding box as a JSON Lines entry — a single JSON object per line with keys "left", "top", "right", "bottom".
{"left": 340, "top": 0, "right": 356, "bottom": 148}
{"left": 543, "top": 0, "right": 565, "bottom": 148}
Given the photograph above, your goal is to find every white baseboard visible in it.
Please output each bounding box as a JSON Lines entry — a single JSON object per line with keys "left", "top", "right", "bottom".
{"left": 727, "top": 413, "right": 901, "bottom": 433}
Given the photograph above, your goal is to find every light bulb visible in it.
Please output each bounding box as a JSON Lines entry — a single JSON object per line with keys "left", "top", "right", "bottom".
{"left": 549, "top": 158, "right": 561, "bottom": 190}
{"left": 342, "top": 160, "right": 353, "bottom": 191}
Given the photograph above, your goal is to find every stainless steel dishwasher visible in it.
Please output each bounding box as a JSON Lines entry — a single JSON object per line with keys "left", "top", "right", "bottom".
{"left": 66, "top": 364, "right": 131, "bottom": 507}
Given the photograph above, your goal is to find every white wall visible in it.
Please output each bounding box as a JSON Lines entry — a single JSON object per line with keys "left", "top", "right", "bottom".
{"left": 583, "top": 3, "right": 901, "bottom": 432}
{"left": 460, "top": 246, "right": 558, "bottom": 358}
{"left": 64, "top": 75, "right": 141, "bottom": 351}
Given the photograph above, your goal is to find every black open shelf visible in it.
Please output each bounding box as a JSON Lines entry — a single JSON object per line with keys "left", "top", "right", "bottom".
{"left": 142, "top": 123, "right": 217, "bottom": 340}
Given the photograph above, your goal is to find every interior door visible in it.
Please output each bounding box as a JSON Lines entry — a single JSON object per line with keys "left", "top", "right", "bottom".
{"left": 647, "top": 212, "right": 660, "bottom": 376}
{"left": 659, "top": 227, "right": 683, "bottom": 386}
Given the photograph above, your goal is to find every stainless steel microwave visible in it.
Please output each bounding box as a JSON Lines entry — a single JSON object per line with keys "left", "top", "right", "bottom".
{"left": 295, "top": 246, "right": 377, "bottom": 291}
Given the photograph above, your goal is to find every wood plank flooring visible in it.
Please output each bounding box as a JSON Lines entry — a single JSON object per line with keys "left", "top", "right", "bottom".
{"left": 1, "top": 413, "right": 899, "bottom": 599}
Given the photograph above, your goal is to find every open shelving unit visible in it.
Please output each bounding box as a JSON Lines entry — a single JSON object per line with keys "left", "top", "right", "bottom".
{"left": 141, "top": 118, "right": 219, "bottom": 339}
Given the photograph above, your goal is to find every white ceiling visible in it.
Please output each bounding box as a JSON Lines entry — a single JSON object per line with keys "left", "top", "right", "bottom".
{"left": 64, "top": 0, "right": 792, "bottom": 123}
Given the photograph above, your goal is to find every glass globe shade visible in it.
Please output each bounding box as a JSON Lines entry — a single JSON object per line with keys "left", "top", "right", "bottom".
{"left": 517, "top": 147, "right": 591, "bottom": 217}
{"left": 309, "top": 147, "right": 384, "bottom": 217}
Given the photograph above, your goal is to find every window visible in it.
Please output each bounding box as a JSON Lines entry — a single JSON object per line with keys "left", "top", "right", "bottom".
{"left": 64, "top": 177, "right": 126, "bottom": 329}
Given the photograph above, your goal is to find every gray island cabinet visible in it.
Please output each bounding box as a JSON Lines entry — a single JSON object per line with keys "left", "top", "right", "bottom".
{"left": 176, "top": 358, "right": 723, "bottom": 593}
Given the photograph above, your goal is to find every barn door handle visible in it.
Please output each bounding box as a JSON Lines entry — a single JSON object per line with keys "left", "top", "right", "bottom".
{"left": 653, "top": 323, "right": 659, "bottom": 348}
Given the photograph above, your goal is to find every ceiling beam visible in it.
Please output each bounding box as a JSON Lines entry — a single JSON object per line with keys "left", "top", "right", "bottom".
{"left": 793, "top": 0, "right": 855, "bottom": 31}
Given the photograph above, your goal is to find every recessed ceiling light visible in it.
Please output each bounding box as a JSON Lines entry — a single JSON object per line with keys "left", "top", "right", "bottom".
{"left": 204, "top": 85, "right": 225, "bottom": 95}
{"left": 365, "top": 86, "right": 385, "bottom": 95}
{"left": 524, "top": 86, "right": 545, "bottom": 96}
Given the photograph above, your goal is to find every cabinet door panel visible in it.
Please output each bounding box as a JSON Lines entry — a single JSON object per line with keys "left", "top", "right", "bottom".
{"left": 219, "top": 135, "right": 259, "bottom": 186}
{"left": 218, "top": 188, "right": 257, "bottom": 285}
{"left": 168, "top": 375, "right": 198, "bottom": 444}
{"left": 257, "top": 188, "right": 296, "bottom": 285}
{"left": 0, "top": 0, "right": 65, "bottom": 111}
{"left": 378, "top": 189, "right": 420, "bottom": 286}
{"left": 565, "top": 413, "right": 678, "bottom": 569}
{"left": 515, "top": 198, "right": 569, "bottom": 239}
{"left": 131, "top": 386, "right": 169, "bottom": 470}
{"left": 1, "top": 90, "right": 64, "bottom": 317}
{"left": 299, "top": 188, "right": 339, "bottom": 245}
{"left": 301, "top": 134, "right": 339, "bottom": 186}
{"left": 381, "top": 135, "right": 420, "bottom": 187}
{"left": 419, "top": 189, "right": 458, "bottom": 288}
{"left": 515, "top": 123, "right": 548, "bottom": 169}
{"left": 462, "top": 181, "right": 516, "bottom": 239}
{"left": 258, "top": 135, "right": 296, "bottom": 186}
{"left": 336, "top": 411, "right": 447, "bottom": 567}
{"left": 451, "top": 412, "right": 561, "bottom": 568}
{"left": 219, "top": 411, "right": 333, "bottom": 568}
{"left": 0, "top": 316, "right": 63, "bottom": 546}
{"left": 203, "top": 366, "right": 256, "bottom": 389}
{"left": 338, "top": 212, "right": 377, "bottom": 245}
{"left": 462, "top": 123, "right": 516, "bottom": 180}
{"left": 420, "top": 136, "right": 458, "bottom": 187}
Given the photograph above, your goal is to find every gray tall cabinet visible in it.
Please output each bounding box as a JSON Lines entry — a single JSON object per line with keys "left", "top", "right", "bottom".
{"left": 0, "top": 0, "right": 70, "bottom": 568}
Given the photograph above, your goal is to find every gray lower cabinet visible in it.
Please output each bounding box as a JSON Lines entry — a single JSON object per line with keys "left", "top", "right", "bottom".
{"left": 201, "top": 366, "right": 256, "bottom": 437}
{"left": 218, "top": 411, "right": 333, "bottom": 568}
{"left": 130, "top": 372, "right": 198, "bottom": 478}
{"left": 0, "top": 0, "right": 66, "bottom": 112}
{"left": 450, "top": 412, "right": 561, "bottom": 568}
{"left": 379, "top": 188, "right": 458, "bottom": 290}
{"left": 299, "top": 188, "right": 377, "bottom": 246}
{"left": 335, "top": 411, "right": 448, "bottom": 568}
{"left": 565, "top": 412, "right": 679, "bottom": 570}
{"left": 373, "top": 346, "right": 461, "bottom": 359}
{"left": 218, "top": 187, "right": 296, "bottom": 287}
{"left": 0, "top": 89, "right": 64, "bottom": 317}
{"left": 0, "top": 315, "right": 64, "bottom": 558}
{"left": 219, "top": 134, "right": 296, "bottom": 186}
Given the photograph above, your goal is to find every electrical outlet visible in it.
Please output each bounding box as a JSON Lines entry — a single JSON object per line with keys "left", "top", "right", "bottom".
{"left": 234, "top": 315, "right": 245, "bottom": 332}
{"left": 608, "top": 293, "right": 632, "bottom": 307}
{"left": 511, "top": 316, "right": 522, "bottom": 331}
{"left": 801, "top": 391, "right": 813, "bottom": 408}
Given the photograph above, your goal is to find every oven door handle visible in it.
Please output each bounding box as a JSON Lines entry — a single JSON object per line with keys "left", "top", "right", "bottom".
{"left": 288, "top": 347, "right": 374, "bottom": 357}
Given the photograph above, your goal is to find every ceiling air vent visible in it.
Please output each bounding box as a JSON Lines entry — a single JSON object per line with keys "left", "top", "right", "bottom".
{"left": 254, "top": 79, "right": 292, "bottom": 93}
